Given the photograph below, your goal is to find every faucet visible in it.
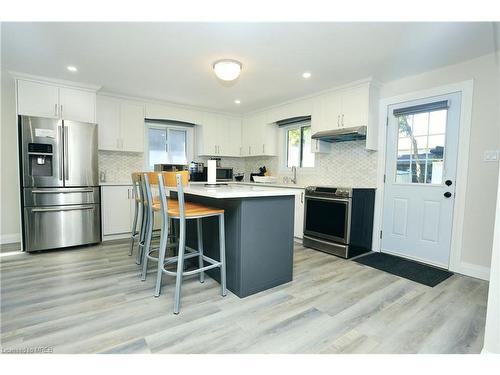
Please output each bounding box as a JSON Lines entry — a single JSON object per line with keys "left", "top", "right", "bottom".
{"left": 291, "top": 166, "right": 297, "bottom": 185}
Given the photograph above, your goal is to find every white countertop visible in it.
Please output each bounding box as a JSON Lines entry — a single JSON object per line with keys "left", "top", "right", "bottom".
{"left": 171, "top": 183, "right": 297, "bottom": 199}
{"left": 232, "top": 181, "right": 306, "bottom": 190}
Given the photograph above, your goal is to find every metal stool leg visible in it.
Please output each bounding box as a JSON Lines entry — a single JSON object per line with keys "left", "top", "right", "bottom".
{"left": 197, "top": 218, "right": 205, "bottom": 283}
{"left": 173, "top": 219, "right": 186, "bottom": 314}
{"left": 141, "top": 208, "right": 153, "bottom": 281}
{"left": 129, "top": 202, "right": 139, "bottom": 256}
{"left": 154, "top": 217, "right": 169, "bottom": 297}
{"left": 136, "top": 205, "right": 147, "bottom": 265}
{"left": 219, "top": 213, "right": 227, "bottom": 297}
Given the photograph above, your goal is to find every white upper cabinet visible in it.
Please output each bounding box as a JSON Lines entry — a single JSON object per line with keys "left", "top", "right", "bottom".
{"left": 339, "top": 84, "right": 369, "bottom": 128}
{"left": 17, "top": 79, "right": 96, "bottom": 123}
{"left": 96, "top": 95, "right": 145, "bottom": 153}
{"left": 59, "top": 87, "right": 96, "bottom": 123}
{"left": 197, "top": 113, "right": 241, "bottom": 157}
{"left": 240, "top": 112, "right": 277, "bottom": 157}
{"left": 310, "top": 81, "right": 379, "bottom": 150}
{"left": 96, "top": 96, "right": 121, "bottom": 151}
{"left": 17, "top": 80, "right": 60, "bottom": 119}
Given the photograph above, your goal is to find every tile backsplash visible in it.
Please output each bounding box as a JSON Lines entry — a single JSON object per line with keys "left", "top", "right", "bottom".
{"left": 99, "top": 141, "right": 378, "bottom": 187}
{"left": 98, "top": 151, "right": 144, "bottom": 183}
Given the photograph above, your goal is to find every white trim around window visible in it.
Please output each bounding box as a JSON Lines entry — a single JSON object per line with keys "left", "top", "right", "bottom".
{"left": 144, "top": 120, "right": 195, "bottom": 171}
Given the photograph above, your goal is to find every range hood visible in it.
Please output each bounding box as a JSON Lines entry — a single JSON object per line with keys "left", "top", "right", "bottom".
{"left": 311, "top": 126, "right": 367, "bottom": 143}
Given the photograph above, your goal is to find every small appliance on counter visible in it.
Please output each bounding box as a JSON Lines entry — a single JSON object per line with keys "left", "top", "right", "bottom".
{"left": 303, "top": 186, "right": 376, "bottom": 259}
{"left": 188, "top": 161, "right": 205, "bottom": 182}
{"left": 154, "top": 163, "right": 188, "bottom": 172}
{"left": 234, "top": 173, "right": 244, "bottom": 182}
{"left": 202, "top": 167, "right": 233, "bottom": 182}
{"left": 250, "top": 166, "right": 267, "bottom": 182}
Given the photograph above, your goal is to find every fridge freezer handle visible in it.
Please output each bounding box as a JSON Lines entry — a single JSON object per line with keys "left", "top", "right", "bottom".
{"left": 31, "top": 205, "right": 95, "bottom": 212}
{"left": 64, "top": 125, "right": 69, "bottom": 180}
{"left": 58, "top": 126, "right": 63, "bottom": 181}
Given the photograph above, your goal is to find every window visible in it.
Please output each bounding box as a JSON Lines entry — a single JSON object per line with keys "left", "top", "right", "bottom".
{"left": 146, "top": 121, "right": 193, "bottom": 170}
{"left": 395, "top": 107, "right": 447, "bottom": 184}
{"left": 284, "top": 122, "right": 314, "bottom": 168}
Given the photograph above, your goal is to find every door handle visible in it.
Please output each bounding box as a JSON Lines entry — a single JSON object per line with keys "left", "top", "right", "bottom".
{"left": 32, "top": 189, "right": 94, "bottom": 194}
{"left": 445, "top": 180, "right": 452, "bottom": 186}
{"left": 32, "top": 205, "right": 94, "bottom": 212}
{"left": 64, "top": 126, "right": 69, "bottom": 180}
{"left": 444, "top": 192, "right": 452, "bottom": 198}
{"left": 58, "top": 126, "right": 63, "bottom": 181}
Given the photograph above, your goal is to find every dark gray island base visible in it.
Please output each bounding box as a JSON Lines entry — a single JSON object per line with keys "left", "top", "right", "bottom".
{"left": 179, "top": 193, "right": 295, "bottom": 298}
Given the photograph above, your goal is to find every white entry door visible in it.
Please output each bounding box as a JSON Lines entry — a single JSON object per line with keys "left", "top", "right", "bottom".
{"left": 381, "top": 92, "right": 461, "bottom": 268}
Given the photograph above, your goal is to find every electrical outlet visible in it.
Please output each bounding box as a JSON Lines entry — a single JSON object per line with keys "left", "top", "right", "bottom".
{"left": 483, "top": 150, "right": 499, "bottom": 162}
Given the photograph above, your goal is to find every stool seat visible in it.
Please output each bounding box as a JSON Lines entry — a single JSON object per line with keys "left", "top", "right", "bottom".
{"left": 152, "top": 199, "right": 224, "bottom": 217}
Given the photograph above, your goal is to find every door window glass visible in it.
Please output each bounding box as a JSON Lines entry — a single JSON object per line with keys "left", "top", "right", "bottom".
{"left": 395, "top": 109, "right": 447, "bottom": 184}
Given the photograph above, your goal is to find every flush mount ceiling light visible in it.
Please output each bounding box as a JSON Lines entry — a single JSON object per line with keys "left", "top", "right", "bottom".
{"left": 213, "top": 59, "right": 242, "bottom": 81}
{"left": 67, "top": 66, "right": 78, "bottom": 72}
{"left": 234, "top": 99, "right": 241, "bottom": 104}
{"left": 302, "top": 72, "right": 311, "bottom": 79}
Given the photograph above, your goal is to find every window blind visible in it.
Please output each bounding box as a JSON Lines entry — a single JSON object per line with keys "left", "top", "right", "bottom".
{"left": 393, "top": 100, "right": 449, "bottom": 117}
{"left": 276, "top": 115, "right": 311, "bottom": 127}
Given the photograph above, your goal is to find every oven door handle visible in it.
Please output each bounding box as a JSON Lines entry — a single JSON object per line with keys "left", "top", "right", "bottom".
{"left": 304, "top": 196, "right": 350, "bottom": 203}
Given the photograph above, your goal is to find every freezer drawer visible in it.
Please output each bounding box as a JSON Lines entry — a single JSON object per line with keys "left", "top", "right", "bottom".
{"left": 23, "top": 204, "right": 101, "bottom": 251}
{"left": 24, "top": 187, "right": 100, "bottom": 206}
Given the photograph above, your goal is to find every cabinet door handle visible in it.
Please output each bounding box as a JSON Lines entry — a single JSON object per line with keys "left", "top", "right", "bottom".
{"left": 249, "top": 146, "right": 251, "bottom": 155}
{"left": 337, "top": 115, "right": 340, "bottom": 127}
{"left": 301, "top": 192, "right": 304, "bottom": 203}
{"left": 341, "top": 114, "right": 344, "bottom": 127}
{"left": 54, "top": 103, "right": 58, "bottom": 117}
{"left": 262, "top": 144, "right": 265, "bottom": 154}
{"left": 60, "top": 105, "right": 63, "bottom": 118}
{"left": 215, "top": 145, "right": 217, "bottom": 154}
{"left": 127, "top": 188, "right": 130, "bottom": 200}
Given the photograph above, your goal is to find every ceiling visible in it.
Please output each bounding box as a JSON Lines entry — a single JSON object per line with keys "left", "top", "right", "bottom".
{"left": 1, "top": 22, "right": 498, "bottom": 113}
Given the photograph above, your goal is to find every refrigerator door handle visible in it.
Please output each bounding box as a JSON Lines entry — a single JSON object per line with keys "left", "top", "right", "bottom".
{"left": 31, "top": 205, "right": 95, "bottom": 213}
{"left": 31, "top": 188, "right": 94, "bottom": 194}
{"left": 58, "top": 125, "right": 63, "bottom": 181}
{"left": 64, "top": 125, "right": 69, "bottom": 180}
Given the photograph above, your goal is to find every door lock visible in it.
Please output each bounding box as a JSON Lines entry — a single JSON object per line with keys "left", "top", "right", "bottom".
{"left": 445, "top": 180, "right": 452, "bottom": 186}
{"left": 444, "top": 192, "right": 452, "bottom": 198}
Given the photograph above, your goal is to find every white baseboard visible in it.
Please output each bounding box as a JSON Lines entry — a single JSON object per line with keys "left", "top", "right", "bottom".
{"left": 452, "top": 261, "right": 490, "bottom": 281}
{"left": 102, "top": 233, "right": 131, "bottom": 242}
{"left": 0, "top": 233, "right": 21, "bottom": 244}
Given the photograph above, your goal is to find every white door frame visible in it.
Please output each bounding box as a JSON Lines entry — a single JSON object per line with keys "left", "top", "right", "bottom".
{"left": 372, "top": 80, "right": 481, "bottom": 278}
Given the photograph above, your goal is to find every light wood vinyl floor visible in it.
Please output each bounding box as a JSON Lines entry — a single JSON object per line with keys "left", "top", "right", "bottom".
{"left": 0, "top": 239, "right": 488, "bottom": 354}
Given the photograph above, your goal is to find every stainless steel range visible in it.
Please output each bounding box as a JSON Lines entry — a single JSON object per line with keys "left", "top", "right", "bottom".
{"left": 303, "top": 186, "right": 376, "bottom": 258}
{"left": 19, "top": 115, "right": 101, "bottom": 252}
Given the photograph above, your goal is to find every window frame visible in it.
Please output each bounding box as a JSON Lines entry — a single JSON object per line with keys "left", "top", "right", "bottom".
{"left": 144, "top": 120, "right": 194, "bottom": 171}
{"left": 280, "top": 120, "right": 315, "bottom": 171}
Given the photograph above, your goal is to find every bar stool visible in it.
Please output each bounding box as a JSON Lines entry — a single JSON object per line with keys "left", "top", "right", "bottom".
{"left": 154, "top": 173, "right": 227, "bottom": 314}
{"left": 140, "top": 172, "right": 178, "bottom": 280}
{"left": 129, "top": 172, "right": 144, "bottom": 263}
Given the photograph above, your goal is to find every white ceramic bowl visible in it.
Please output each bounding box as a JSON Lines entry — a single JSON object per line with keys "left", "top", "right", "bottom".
{"left": 253, "top": 176, "right": 277, "bottom": 184}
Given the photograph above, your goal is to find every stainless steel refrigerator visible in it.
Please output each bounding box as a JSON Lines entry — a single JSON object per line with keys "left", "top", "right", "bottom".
{"left": 19, "top": 115, "right": 101, "bottom": 252}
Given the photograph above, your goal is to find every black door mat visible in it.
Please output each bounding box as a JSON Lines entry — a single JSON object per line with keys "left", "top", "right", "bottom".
{"left": 353, "top": 252, "right": 453, "bottom": 287}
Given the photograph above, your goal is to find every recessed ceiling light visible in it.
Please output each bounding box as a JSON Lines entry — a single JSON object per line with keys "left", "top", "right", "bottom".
{"left": 67, "top": 66, "right": 78, "bottom": 72}
{"left": 213, "top": 59, "right": 242, "bottom": 81}
{"left": 302, "top": 72, "right": 311, "bottom": 79}
{"left": 234, "top": 99, "right": 241, "bottom": 104}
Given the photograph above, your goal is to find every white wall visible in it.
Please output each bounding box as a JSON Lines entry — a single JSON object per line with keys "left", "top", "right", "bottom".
{"left": 379, "top": 53, "right": 499, "bottom": 275}
{"left": 0, "top": 69, "right": 21, "bottom": 244}
{"left": 482, "top": 56, "right": 500, "bottom": 353}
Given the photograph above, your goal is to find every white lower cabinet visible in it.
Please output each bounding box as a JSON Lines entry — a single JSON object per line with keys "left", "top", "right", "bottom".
{"left": 101, "top": 185, "right": 135, "bottom": 236}
{"left": 294, "top": 190, "right": 305, "bottom": 239}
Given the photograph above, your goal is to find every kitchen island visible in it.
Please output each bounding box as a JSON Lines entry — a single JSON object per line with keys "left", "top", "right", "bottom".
{"left": 168, "top": 184, "right": 296, "bottom": 298}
